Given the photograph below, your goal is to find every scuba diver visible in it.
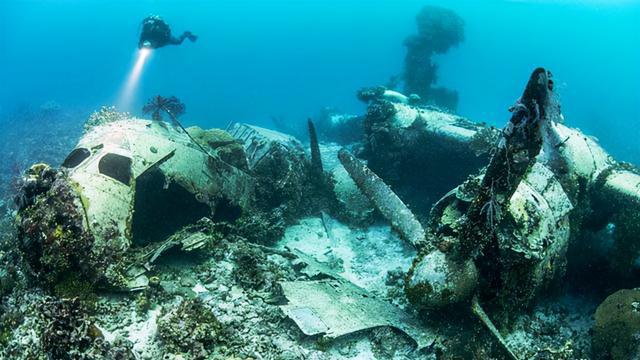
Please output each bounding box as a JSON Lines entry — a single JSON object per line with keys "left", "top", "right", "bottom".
{"left": 138, "top": 15, "right": 198, "bottom": 49}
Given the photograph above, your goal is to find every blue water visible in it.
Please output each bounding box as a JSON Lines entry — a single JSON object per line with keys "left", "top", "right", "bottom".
{"left": 1, "top": 0, "right": 639, "bottom": 162}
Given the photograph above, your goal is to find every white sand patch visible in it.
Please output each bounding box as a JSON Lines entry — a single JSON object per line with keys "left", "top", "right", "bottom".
{"left": 126, "top": 305, "right": 162, "bottom": 354}
{"left": 192, "top": 283, "right": 208, "bottom": 294}
{"left": 278, "top": 216, "right": 415, "bottom": 295}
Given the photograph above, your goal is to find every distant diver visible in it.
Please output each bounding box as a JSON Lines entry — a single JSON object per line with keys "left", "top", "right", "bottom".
{"left": 138, "top": 15, "right": 198, "bottom": 49}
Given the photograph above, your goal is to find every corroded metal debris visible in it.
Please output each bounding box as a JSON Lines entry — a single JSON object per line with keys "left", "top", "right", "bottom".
{"left": 279, "top": 279, "right": 435, "bottom": 350}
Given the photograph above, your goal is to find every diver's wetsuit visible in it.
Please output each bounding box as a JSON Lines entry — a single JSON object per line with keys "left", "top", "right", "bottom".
{"left": 138, "top": 16, "right": 197, "bottom": 49}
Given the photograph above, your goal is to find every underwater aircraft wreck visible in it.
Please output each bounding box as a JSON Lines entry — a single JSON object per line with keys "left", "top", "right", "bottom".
{"left": 343, "top": 68, "right": 640, "bottom": 358}
{"left": 10, "top": 68, "right": 640, "bottom": 359}
{"left": 13, "top": 107, "right": 318, "bottom": 291}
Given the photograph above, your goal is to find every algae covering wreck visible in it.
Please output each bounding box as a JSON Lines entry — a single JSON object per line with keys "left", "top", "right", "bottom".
{"left": 3, "top": 68, "right": 640, "bottom": 359}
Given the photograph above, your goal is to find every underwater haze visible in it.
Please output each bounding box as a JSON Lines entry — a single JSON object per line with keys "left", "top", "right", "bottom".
{"left": 1, "top": 0, "right": 639, "bottom": 162}
{"left": 4, "top": 1, "right": 640, "bottom": 359}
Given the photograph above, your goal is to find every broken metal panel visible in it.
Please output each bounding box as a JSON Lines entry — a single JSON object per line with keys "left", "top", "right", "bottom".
{"left": 157, "top": 146, "right": 252, "bottom": 212}
{"left": 228, "top": 123, "right": 306, "bottom": 170}
{"left": 180, "top": 232, "right": 209, "bottom": 252}
{"left": 287, "top": 247, "right": 341, "bottom": 280}
{"left": 279, "top": 279, "right": 435, "bottom": 350}
{"left": 147, "top": 219, "right": 217, "bottom": 265}
{"left": 227, "top": 122, "right": 310, "bottom": 219}
{"left": 125, "top": 265, "right": 150, "bottom": 292}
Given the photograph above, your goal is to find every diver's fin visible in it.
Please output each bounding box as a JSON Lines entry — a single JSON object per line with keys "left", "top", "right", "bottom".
{"left": 184, "top": 31, "right": 198, "bottom": 42}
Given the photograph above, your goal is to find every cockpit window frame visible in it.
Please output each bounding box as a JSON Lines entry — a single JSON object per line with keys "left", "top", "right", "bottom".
{"left": 98, "top": 153, "right": 133, "bottom": 186}
{"left": 61, "top": 148, "right": 91, "bottom": 169}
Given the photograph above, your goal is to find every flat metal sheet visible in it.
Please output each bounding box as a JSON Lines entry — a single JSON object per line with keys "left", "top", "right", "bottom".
{"left": 279, "top": 279, "right": 435, "bottom": 350}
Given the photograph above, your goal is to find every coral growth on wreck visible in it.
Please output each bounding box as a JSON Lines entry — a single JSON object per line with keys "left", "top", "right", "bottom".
{"left": 3, "top": 66, "right": 639, "bottom": 359}
{"left": 157, "top": 298, "right": 223, "bottom": 357}
{"left": 16, "top": 167, "right": 98, "bottom": 286}
{"left": 83, "top": 106, "right": 130, "bottom": 133}
{"left": 233, "top": 208, "right": 286, "bottom": 246}
{"left": 39, "top": 297, "right": 126, "bottom": 359}
{"left": 187, "top": 127, "right": 250, "bottom": 171}
{"left": 14, "top": 165, "right": 131, "bottom": 291}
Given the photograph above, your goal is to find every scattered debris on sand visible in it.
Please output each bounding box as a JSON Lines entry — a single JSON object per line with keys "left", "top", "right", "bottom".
{"left": 2, "top": 68, "right": 639, "bottom": 359}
